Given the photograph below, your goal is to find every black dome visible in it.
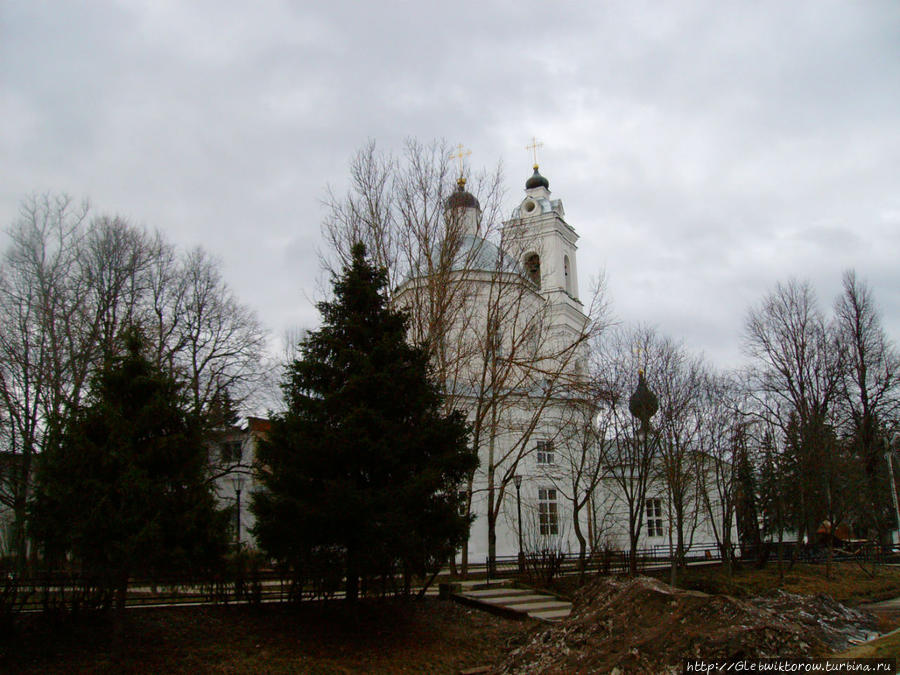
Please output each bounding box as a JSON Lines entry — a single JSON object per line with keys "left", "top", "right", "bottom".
{"left": 629, "top": 371, "right": 658, "bottom": 427}
{"left": 525, "top": 166, "right": 549, "bottom": 190}
{"left": 446, "top": 179, "right": 480, "bottom": 210}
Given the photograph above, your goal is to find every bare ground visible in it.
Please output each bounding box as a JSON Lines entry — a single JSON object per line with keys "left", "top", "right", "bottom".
{"left": 497, "top": 575, "right": 883, "bottom": 674}
{"left": 0, "top": 599, "right": 529, "bottom": 674}
{"left": 5, "top": 563, "right": 900, "bottom": 674}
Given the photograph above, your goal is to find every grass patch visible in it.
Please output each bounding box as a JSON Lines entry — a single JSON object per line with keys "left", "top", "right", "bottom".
{"left": 657, "top": 561, "right": 900, "bottom": 605}
{"left": 837, "top": 628, "right": 900, "bottom": 658}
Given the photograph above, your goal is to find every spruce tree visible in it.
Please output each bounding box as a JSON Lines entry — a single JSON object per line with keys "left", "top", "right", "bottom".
{"left": 30, "top": 327, "right": 228, "bottom": 609}
{"left": 252, "top": 243, "right": 474, "bottom": 601}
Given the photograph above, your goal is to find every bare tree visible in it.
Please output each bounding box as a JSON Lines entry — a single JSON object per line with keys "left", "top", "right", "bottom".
{"left": 594, "top": 325, "right": 665, "bottom": 576}
{"left": 0, "top": 195, "right": 89, "bottom": 571}
{"left": 537, "top": 385, "right": 609, "bottom": 576}
{"left": 322, "top": 140, "right": 608, "bottom": 573}
{"left": 742, "top": 279, "right": 844, "bottom": 554}
{"left": 0, "top": 194, "right": 268, "bottom": 570}
{"left": 834, "top": 269, "right": 900, "bottom": 544}
{"left": 654, "top": 342, "right": 706, "bottom": 586}
{"left": 695, "top": 374, "right": 742, "bottom": 577}
{"left": 174, "top": 248, "right": 267, "bottom": 417}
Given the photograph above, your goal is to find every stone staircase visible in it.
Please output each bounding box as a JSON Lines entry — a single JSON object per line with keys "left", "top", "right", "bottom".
{"left": 451, "top": 580, "right": 572, "bottom": 622}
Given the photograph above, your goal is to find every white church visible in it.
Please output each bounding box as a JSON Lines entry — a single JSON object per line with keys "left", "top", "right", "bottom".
{"left": 213, "top": 157, "right": 732, "bottom": 567}
{"left": 394, "top": 159, "right": 731, "bottom": 566}
{"left": 395, "top": 160, "right": 596, "bottom": 565}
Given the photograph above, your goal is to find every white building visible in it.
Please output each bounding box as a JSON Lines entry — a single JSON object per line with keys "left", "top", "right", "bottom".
{"left": 396, "top": 164, "right": 593, "bottom": 564}
{"left": 396, "top": 164, "right": 739, "bottom": 566}
{"left": 209, "top": 416, "right": 269, "bottom": 549}
{"left": 594, "top": 449, "right": 740, "bottom": 558}
{"left": 226, "top": 163, "right": 738, "bottom": 567}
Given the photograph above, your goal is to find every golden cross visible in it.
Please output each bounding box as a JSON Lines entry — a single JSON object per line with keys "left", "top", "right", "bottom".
{"left": 526, "top": 136, "right": 543, "bottom": 168}
{"left": 450, "top": 143, "right": 471, "bottom": 178}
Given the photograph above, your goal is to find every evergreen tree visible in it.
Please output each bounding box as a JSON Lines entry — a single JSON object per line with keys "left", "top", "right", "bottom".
{"left": 252, "top": 243, "right": 475, "bottom": 601}
{"left": 30, "top": 327, "right": 228, "bottom": 609}
{"left": 733, "top": 440, "right": 762, "bottom": 559}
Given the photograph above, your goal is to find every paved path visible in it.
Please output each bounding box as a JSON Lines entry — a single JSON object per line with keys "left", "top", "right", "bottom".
{"left": 860, "top": 596, "right": 900, "bottom": 613}
{"left": 453, "top": 581, "right": 572, "bottom": 622}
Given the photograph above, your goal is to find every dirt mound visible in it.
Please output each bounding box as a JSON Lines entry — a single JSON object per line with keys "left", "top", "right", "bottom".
{"left": 496, "top": 576, "right": 878, "bottom": 674}
{"left": 752, "top": 589, "right": 878, "bottom": 650}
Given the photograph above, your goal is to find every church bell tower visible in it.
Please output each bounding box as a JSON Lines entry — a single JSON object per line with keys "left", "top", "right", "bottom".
{"left": 503, "top": 159, "right": 582, "bottom": 314}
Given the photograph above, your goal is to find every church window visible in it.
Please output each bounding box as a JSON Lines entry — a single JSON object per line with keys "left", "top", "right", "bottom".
{"left": 538, "top": 487, "right": 558, "bottom": 535}
{"left": 646, "top": 498, "right": 664, "bottom": 537}
{"left": 221, "top": 441, "right": 242, "bottom": 463}
{"left": 524, "top": 253, "right": 541, "bottom": 289}
{"left": 564, "top": 255, "right": 571, "bottom": 295}
{"left": 536, "top": 440, "right": 555, "bottom": 465}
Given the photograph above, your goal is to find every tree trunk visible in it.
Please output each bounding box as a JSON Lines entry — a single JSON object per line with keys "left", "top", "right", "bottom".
{"left": 112, "top": 576, "right": 129, "bottom": 656}
{"left": 13, "top": 495, "right": 29, "bottom": 577}
{"left": 668, "top": 524, "right": 677, "bottom": 587}
{"left": 460, "top": 475, "right": 474, "bottom": 577}
{"left": 487, "top": 512, "right": 497, "bottom": 577}
{"left": 13, "top": 453, "right": 32, "bottom": 576}
{"left": 486, "top": 455, "right": 497, "bottom": 576}
{"left": 572, "top": 504, "right": 587, "bottom": 582}
{"left": 345, "top": 548, "right": 360, "bottom": 602}
{"left": 629, "top": 534, "right": 639, "bottom": 576}
{"left": 587, "top": 492, "right": 595, "bottom": 555}
{"left": 776, "top": 530, "right": 784, "bottom": 583}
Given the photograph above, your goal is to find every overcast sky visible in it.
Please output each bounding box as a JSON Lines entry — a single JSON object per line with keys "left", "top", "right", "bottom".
{"left": 2, "top": 1, "right": 899, "bottom": 370}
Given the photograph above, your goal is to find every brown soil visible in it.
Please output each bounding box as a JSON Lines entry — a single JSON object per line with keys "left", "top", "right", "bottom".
{"left": 1, "top": 599, "right": 529, "bottom": 674}
{"left": 4, "top": 569, "right": 895, "bottom": 674}
{"left": 497, "top": 576, "right": 880, "bottom": 674}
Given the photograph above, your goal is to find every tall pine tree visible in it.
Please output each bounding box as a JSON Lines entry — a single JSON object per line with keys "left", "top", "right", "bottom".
{"left": 30, "top": 327, "right": 228, "bottom": 610}
{"left": 252, "top": 244, "right": 475, "bottom": 601}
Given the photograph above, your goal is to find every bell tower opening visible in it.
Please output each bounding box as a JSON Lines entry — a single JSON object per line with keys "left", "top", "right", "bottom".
{"left": 525, "top": 253, "right": 541, "bottom": 289}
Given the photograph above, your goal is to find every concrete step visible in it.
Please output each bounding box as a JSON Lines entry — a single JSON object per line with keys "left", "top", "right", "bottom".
{"left": 463, "top": 588, "right": 533, "bottom": 599}
{"left": 529, "top": 607, "right": 572, "bottom": 620}
{"left": 481, "top": 594, "right": 550, "bottom": 605}
{"left": 512, "top": 600, "right": 571, "bottom": 613}
{"left": 453, "top": 586, "right": 573, "bottom": 623}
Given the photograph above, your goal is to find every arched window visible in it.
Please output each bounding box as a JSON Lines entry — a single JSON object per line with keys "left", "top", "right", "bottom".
{"left": 525, "top": 253, "right": 541, "bottom": 288}
{"left": 564, "top": 255, "right": 571, "bottom": 295}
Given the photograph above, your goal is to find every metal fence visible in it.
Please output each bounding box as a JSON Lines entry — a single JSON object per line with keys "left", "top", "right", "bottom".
{"left": 3, "top": 540, "right": 897, "bottom": 614}
{"left": 468, "top": 540, "right": 900, "bottom": 582}
{"left": 2, "top": 569, "right": 292, "bottom": 614}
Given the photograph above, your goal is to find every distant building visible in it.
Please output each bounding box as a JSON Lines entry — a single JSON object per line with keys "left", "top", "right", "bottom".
{"left": 209, "top": 416, "right": 270, "bottom": 549}
{"left": 594, "top": 450, "right": 740, "bottom": 557}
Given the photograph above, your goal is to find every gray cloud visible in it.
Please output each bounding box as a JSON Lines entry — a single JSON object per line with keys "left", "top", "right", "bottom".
{"left": 2, "top": 0, "right": 899, "bottom": 370}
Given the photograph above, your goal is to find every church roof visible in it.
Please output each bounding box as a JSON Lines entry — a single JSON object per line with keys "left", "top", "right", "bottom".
{"left": 449, "top": 234, "right": 522, "bottom": 275}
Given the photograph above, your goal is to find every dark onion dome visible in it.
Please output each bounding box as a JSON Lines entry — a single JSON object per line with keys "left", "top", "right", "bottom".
{"left": 525, "top": 165, "right": 550, "bottom": 190}
{"left": 446, "top": 177, "right": 480, "bottom": 210}
{"left": 629, "top": 370, "right": 658, "bottom": 427}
